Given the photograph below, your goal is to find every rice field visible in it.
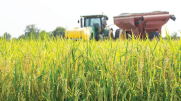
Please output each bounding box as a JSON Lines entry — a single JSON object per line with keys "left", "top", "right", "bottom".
{"left": 0, "top": 32, "right": 181, "bottom": 100}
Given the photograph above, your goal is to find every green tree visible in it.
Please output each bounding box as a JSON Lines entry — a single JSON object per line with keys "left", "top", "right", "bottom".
{"left": 18, "top": 34, "right": 26, "bottom": 39}
{"left": 39, "top": 30, "right": 49, "bottom": 40}
{"left": 53, "top": 27, "right": 66, "bottom": 38}
{"left": 47, "top": 31, "right": 53, "bottom": 38}
{"left": 24, "top": 24, "right": 40, "bottom": 39}
{"left": 12, "top": 38, "right": 18, "bottom": 40}
{"left": 171, "top": 32, "right": 179, "bottom": 40}
{"left": 3, "top": 32, "right": 11, "bottom": 39}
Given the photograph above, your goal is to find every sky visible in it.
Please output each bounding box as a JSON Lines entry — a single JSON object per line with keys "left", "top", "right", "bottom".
{"left": 0, "top": 0, "right": 180, "bottom": 38}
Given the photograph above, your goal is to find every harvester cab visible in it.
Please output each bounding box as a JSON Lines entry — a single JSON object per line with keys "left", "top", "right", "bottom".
{"left": 65, "top": 14, "right": 113, "bottom": 40}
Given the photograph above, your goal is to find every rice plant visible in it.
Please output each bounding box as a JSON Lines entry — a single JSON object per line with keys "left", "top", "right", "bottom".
{"left": 0, "top": 32, "right": 181, "bottom": 101}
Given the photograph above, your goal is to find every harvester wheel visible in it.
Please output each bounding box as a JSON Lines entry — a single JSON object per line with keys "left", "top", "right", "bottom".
{"left": 115, "top": 29, "right": 124, "bottom": 40}
{"left": 115, "top": 29, "right": 120, "bottom": 40}
{"left": 107, "top": 28, "right": 114, "bottom": 40}
{"left": 96, "top": 34, "right": 103, "bottom": 41}
{"left": 148, "top": 32, "right": 160, "bottom": 40}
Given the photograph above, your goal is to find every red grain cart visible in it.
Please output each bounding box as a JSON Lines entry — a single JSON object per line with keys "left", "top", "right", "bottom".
{"left": 113, "top": 11, "right": 176, "bottom": 40}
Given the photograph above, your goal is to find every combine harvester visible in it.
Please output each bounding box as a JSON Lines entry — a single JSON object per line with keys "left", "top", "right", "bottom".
{"left": 65, "top": 11, "right": 176, "bottom": 40}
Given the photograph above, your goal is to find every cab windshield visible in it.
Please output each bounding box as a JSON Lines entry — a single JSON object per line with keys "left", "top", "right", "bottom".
{"left": 84, "top": 17, "right": 101, "bottom": 27}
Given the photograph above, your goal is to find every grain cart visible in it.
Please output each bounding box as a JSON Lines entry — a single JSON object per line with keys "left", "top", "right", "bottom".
{"left": 65, "top": 14, "right": 113, "bottom": 40}
{"left": 113, "top": 11, "right": 176, "bottom": 40}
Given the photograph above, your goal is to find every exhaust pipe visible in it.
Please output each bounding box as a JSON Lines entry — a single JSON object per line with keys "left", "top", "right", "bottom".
{"left": 80, "top": 16, "right": 83, "bottom": 28}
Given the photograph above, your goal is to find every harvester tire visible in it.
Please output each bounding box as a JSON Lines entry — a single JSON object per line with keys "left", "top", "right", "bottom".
{"left": 115, "top": 29, "right": 121, "bottom": 40}
{"left": 96, "top": 34, "right": 103, "bottom": 41}
{"left": 148, "top": 32, "right": 160, "bottom": 40}
{"left": 107, "top": 29, "right": 114, "bottom": 40}
{"left": 115, "top": 29, "right": 124, "bottom": 40}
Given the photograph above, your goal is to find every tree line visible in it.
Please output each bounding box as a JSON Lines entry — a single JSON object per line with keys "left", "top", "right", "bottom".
{"left": 1, "top": 25, "right": 180, "bottom": 40}
{"left": 1, "top": 24, "right": 66, "bottom": 40}
{"left": 162, "top": 32, "right": 180, "bottom": 40}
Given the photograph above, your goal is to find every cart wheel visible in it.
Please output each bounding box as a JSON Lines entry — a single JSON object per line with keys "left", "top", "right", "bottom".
{"left": 148, "top": 32, "right": 160, "bottom": 40}
{"left": 115, "top": 29, "right": 124, "bottom": 40}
